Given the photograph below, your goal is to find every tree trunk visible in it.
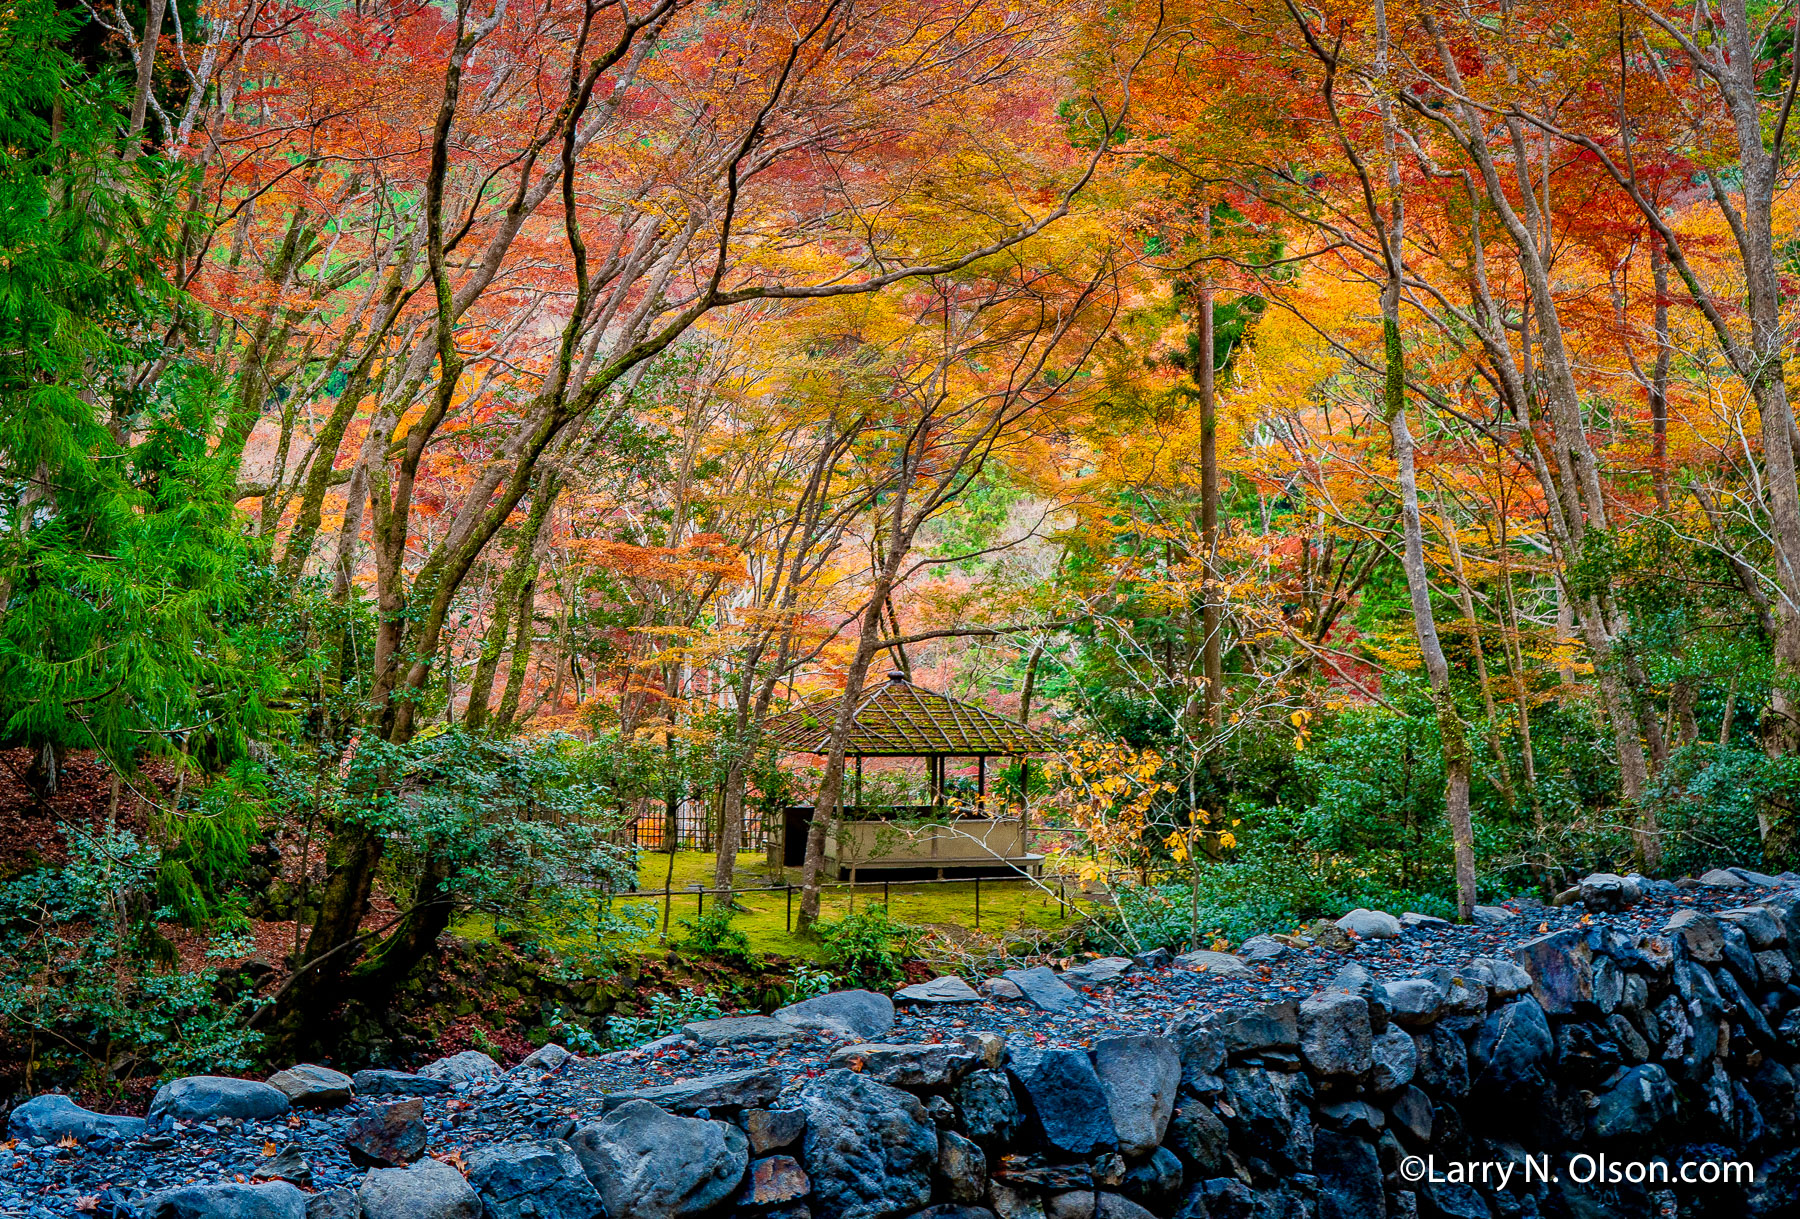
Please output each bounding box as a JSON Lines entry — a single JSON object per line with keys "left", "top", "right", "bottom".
{"left": 1196, "top": 281, "right": 1223, "bottom": 728}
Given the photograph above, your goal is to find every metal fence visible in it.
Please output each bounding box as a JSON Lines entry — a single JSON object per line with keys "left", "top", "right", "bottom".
{"left": 630, "top": 801, "right": 767, "bottom": 852}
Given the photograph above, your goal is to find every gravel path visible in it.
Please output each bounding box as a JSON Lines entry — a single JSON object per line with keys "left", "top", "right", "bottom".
{"left": 3, "top": 876, "right": 1783, "bottom": 1219}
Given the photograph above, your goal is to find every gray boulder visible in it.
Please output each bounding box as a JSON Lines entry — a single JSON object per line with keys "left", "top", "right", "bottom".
{"left": 466, "top": 1140, "right": 603, "bottom": 1219}
{"left": 1701, "top": 868, "right": 1750, "bottom": 887}
{"left": 1369, "top": 1029, "right": 1417, "bottom": 1093}
{"left": 1591, "top": 1064, "right": 1678, "bottom": 1139}
{"left": 1008, "top": 1047, "right": 1118, "bottom": 1157}
{"left": 1512, "top": 929, "right": 1595, "bottom": 1014}
{"left": 1377, "top": 978, "right": 1442, "bottom": 1027}
{"left": 1399, "top": 912, "right": 1449, "bottom": 930}
{"left": 1720, "top": 906, "right": 1787, "bottom": 948}
{"left": 1237, "top": 936, "right": 1288, "bottom": 964}
{"left": 775, "top": 990, "right": 896, "bottom": 1040}
{"left": 417, "top": 1051, "right": 501, "bottom": 1084}
{"left": 6, "top": 1094, "right": 145, "bottom": 1145}
{"left": 1578, "top": 872, "right": 1641, "bottom": 912}
{"left": 1472, "top": 905, "right": 1515, "bottom": 924}
{"left": 1731, "top": 866, "right": 1783, "bottom": 886}
{"left": 570, "top": 1099, "right": 749, "bottom": 1219}
{"left": 1216, "top": 1001, "right": 1299, "bottom": 1056}
{"left": 305, "top": 1190, "right": 359, "bottom": 1219}
{"left": 1334, "top": 909, "right": 1401, "bottom": 939}
{"left": 1000, "top": 967, "right": 1085, "bottom": 1013}
{"left": 601, "top": 1066, "right": 784, "bottom": 1113}
{"left": 359, "top": 1158, "right": 481, "bottom": 1219}
{"left": 826, "top": 1042, "right": 978, "bottom": 1088}
{"left": 896, "top": 977, "right": 983, "bottom": 1006}
{"left": 144, "top": 1182, "right": 307, "bottom": 1219}
{"left": 267, "top": 1065, "right": 354, "bottom": 1109}
{"left": 1060, "top": 958, "right": 1133, "bottom": 987}
{"left": 953, "top": 1069, "right": 1021, "bottom": 1150}
{"left": 1299, "top": 992, "right": 1373, "bottom": 1076}
{"left": 937, "top": 1131, "right": 987, "bottom": 1204}
{"left": 512, "top": 1044, "right": 573, "bottom": 1074}
{"left": 1171, "top": 950, "right": 1251, "bottom": 976}
{"left": 1473, "top": 998, "right": 1553, "bottom": 1098}
{"left": 800, "top": 1069, "right": 938, "bottom": 1219}
{"left": 148, "top": 1077, "right": 292, "bottom": 1123}
{"left": 980, "top": 978, "right": 1025, "bottom": 1002}
{"left": 351, "top": 1071, "right": 449, "bottom": 1098}
{"left": 1090, "top": 1035, "right": 1180, "bottom": 1157}
{"left": 683, "top": 1016, "right": 801, "bottom": 1047}
{"left": 746, "top": 1107, "right": 808, "bottom": 1154}
{"left": 1313, "top": 1129, "right": 1382, "bottom": 1219}
{"left": 1119, "top": 1147, "right": 1182, "bottom": 1213}
{"left": 1666, "top": 909, "right": 1726, "bottom": 963}
{"left": 344, "top": 1098, "right": 428, "bottom": 1168}
{"left": 1469, "top": 956, "right": 1532, "bottom": 998}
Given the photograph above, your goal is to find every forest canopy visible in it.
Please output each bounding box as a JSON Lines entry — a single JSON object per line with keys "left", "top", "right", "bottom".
{"left": 5, "top": 0, "right": 1800, "bottom": 1082}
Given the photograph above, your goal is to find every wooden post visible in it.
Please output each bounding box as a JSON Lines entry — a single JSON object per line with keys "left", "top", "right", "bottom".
{"left": 977, "top": 755, "right": 986, "bottom": 812}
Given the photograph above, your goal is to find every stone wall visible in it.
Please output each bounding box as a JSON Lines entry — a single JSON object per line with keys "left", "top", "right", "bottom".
{"left": 636, "top": 893, "right": 1800, "bottom": 1219}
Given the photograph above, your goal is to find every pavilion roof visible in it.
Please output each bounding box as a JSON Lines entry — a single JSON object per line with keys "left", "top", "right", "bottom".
{"left": 765, "top": 672, "right": 1058, "bottom": 757}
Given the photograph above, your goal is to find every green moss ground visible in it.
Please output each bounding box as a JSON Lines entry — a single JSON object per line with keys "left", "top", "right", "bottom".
{"left": 459, "top": 850, "right": 1089, "bottom": 964}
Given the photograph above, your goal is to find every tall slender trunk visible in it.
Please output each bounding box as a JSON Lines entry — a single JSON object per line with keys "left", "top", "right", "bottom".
{"left": 1196, "top": 278, "right": 1223, "bottom": 728}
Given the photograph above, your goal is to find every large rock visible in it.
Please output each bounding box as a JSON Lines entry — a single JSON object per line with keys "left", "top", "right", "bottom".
{"left": 1008, "top": 1047, "right": 1118, "bottom": 1157}
{"left": 1061, "top": 958, "right": 1133, "bottom": 987}
{"left": 1001, "top": 967, "right": 1085, "bottom": 1013}
{"left": 828, "top": 1042, "right": 979, "bottom": 1088}
{"left": 746, "top": 1107, "right": 809, "bottom": 1154}
{"left": 1591, "top": 1064, "right": 1678, "bottom": 1140}
{"left": 1163, "top": 1105, "right": 1230, "bottom": 1176}
{"left": 360, "top": 1158, "right": 481, "bottom": 1219}
{"left": 1665, "top": 909, "right": 1726, "bottom": 963}
{"left": 937, "top": 1131, "right": 987, "bottom": 1205}
{"left": 800, "top": 1069, "right": 938, "bottom": 1219}
{"left": 953, "top": 1069, "right": 1020, "bottom": 1150}
{"left": 1220, "top": 1067, "right": 1313, "bottom": 1175}
{"left": 1298, "top": 992, "right": 1372, "bottom": 1077}
{"left": 306, "top": 1190, "right": 359, "bottom": 1219}
{"left": 512, "top": 1044, "right": 573, "bottom": 1074}
{"left": 1472, "top": 997, "right": 1553, "bottom": 1098}
{"left": 1216, "top": 1001, "right": 1299, "bottom": 1056}
{"left": 1238, "top": 936, "right": 1288, "bottom": 964}
{"left": 344, "top": 1098, "right": 428, "bottom": 1167}
{"left": 1334, "top": 909, "right": 1401, "bottom": 939}
{"left": 1172, "top": 950, "right": 1251, "bottom": 977}
{"left": 466, "top": 1139, "right": 604, "bottom": 1219}
{"left": 1090, "top": 1035, "right": 1180, "bottom": 1157}
{"left": 143, "top": 1182, "right": 307, "bottom": 1219}
{"left": 352, "top": 1070, "right": 450, "bottom": 1097}
{"left": 739, "top": 1155, "right": 811, "bottom": 1207}
{"left": 1512, "top": 929, "right": 1594, "bottom": 1014}
{"left": 1312, "top": 1130, "right": 1382, "bottom": 1219}
{"left": 601, "top": 1067, "right": 784, "bottom": 1112}
{"left": 267, "top": 1065, "right": 354, "bottom": 1109}
{"left": 570, "top": 1099, "right": 749, "bottom": 1219}
{"left": 1469, "top": 957, "right": 1532, "bottom": 998}
{"left": 1701, "top": 868, "right": 1750, "bottom": 887}
{"left": 683, "top": 1016, "right": 802, "bottom": 1047}
{"left": 1045, "top": 1194, "right": 1156, "bottom": 1219}
{"left": 148, "top": 1077, "right": 292, "bottom": 1123}
{"left": 1578, "top": 873, "right": 1642, "bottom": 912}
{"left": 1120, "top": 1147, "right": 1182, "bottom": 1213}
{"left": 980, "top": 978, "right": 1026, "bottom": 1002}
{"left": 417, "top": 1051, "right": 501, "bottom": 1084}
{"left": 7, "top": 1094, "right": 145, "bottom": 1145}
{"left": 1377, "top": 979, "right": 1443, "bottom": 1028}
{"left": 1369, "top": 1030, "right": 1417, "bottom": 1093}
{"left": 1720, "top": 906, "right": 1787, "bottom": 948}
{"left": 896, "top": 977, "right": 983, "bottom": 1006}
{"left": 775, "top": 991, "right": 896, "bottom": 1040}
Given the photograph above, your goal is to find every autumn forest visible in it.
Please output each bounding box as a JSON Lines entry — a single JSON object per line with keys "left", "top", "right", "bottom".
{"left": 5, "top": 0, "right": 1800, "bottom": 1085}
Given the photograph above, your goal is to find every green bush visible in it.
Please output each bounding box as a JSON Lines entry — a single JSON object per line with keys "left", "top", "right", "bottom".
{"left": 816, "top": 904, "right": 913, "bottom": 989}
{"left": 0, "top": 830, "right": 264, "bottom": 1092}
{"left": 676, "top": 907, "right": 756, "bottom": 968}
{"left": 605, "top": 990, "right": 724, "bottom": 1048}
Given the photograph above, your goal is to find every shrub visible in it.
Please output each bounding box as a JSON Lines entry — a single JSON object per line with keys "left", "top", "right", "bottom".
{"left": 816, "top": 904, "right": 913, "bottom": 989}
{"left": 0, "top": 829, "right": 264, "bottom": 1092}
{"left": 676, "top": 907, "right": 756, "bottom": 968}
{"left": 605, "top": 990, "right": 724, "bottom": 1048}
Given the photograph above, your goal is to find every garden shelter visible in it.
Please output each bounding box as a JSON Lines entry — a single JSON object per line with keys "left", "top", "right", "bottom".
{"left": 764, "top": 670, "right": 1057, "bottom": 878}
